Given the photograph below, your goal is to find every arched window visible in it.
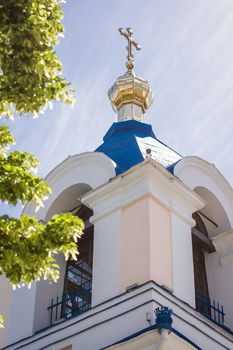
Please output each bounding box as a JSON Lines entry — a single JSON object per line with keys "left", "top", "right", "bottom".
{"left": 192, "top": 212, "right": 215, "bottom": 315}
{"left": 62, "top": 205, "right": 93, "bottom": 319}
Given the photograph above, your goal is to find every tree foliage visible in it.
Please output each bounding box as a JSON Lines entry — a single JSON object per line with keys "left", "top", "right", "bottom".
{"left": 0, "top": 0, "right": 74, "bottom": 118}
{"left": 0, "top": 125, "right": 50, "bottom": 207}
{"left": 0, "top": 125, "right": 84, "bottom": 329}
{"left": 0, "top": 1, "right": 81, "bottom": 329}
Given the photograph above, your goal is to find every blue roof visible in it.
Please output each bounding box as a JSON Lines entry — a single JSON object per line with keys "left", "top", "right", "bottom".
{"left": 95, "top": 120, "right": 182, "bottom": 175}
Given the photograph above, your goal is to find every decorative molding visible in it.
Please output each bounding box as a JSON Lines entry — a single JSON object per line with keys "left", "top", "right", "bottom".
{"left": 82, "top": 158, "right": 205, "bottom": 226}
{"left": 23, "top": 152, "right": 116, "bottom": 218}
{"left": 174, "top": 156, "right": 233, "bottom": 228}
{"left": 44, "top": 152, "right": 116, "bottom": 186}
{"left": 174, "top": 156, "right": 233, "bottom": 197}
{"left": 4, "top": 281, "right": 232, "bottom": 350}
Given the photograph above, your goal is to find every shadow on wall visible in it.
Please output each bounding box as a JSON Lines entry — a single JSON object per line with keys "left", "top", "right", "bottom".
{"left": 33, "top": 183, "right": 93, "bottom": 333}
{"left": 192, "top": 186, "right": 232, "bottom": 329}
{"left": 194, "top": 186, "right": 231, "bottom": 237}
{"left": 45, "top": 183, "right": 92, "bottom": 221}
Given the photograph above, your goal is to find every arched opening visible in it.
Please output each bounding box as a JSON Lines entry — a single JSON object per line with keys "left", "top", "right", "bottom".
{"left": 192, "top": 212, "right": 214, "bottom": 316}
{"left": 194, "top": 187, "right": 231, "bottom": 237}
{"left": 192, "top": 186, "right": 230, "bottom": 323}
{"left": 62, "top": 204, "right": 93, "bottom": 319}
{"left": 33, "top": 183, "right": 94, "bottom": 331}
{"left": 173, "top": 158, "right": 233, "bottom": 327}
{"left": 45, "top": 183, "right": 92, "bottom": 221}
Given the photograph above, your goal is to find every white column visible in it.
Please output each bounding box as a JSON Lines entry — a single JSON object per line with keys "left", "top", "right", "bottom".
{"left": 91, "top": 210, "right": 121, "bottom": 306}
{"left": 7, "top": 283, "right": 37, "bottom": 344}
{"left": 171, "top": 213, "right": 195, "bottom": 307}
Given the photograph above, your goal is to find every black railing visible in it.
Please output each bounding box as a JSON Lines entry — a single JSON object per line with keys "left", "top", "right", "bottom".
{"left": 196, "top": 293, "right": 225, "bottom": 326}
{"left": 47, "top": 286, "right": 91, "bottom": 326}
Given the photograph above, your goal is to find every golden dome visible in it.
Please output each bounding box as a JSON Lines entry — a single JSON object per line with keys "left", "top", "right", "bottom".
{"left": 108, "top": 28, "right": 153, "bottom": 121}
{"left": 108, "top": 69, "right": 153, "bottom": 114}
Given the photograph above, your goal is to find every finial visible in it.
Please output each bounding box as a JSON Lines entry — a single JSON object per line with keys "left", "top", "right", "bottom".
{"left": 118, "top": 28, "right": 141, "bottom": 71}
{"left": 108, "top": 29, "right": 153, "bottom": 122}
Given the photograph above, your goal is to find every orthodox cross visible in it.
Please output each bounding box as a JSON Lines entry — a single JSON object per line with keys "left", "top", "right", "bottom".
{"left": 119, "top": 28, "right": 141, "bottom": 70}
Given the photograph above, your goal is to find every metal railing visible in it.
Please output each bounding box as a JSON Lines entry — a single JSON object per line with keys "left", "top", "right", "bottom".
{"left": 47, "top": 287, "right": 91, "bottom": 326}
{"left": 195, "top": 293, "right": 225, "bottom": 326}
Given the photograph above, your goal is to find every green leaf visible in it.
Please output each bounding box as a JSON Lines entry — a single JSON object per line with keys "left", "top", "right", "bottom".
{"left": 0, "top": 313, "right": 4, "bottom": 328}
{"left": 0, "top": 0, "right": 79, "bottom": 328}
{"left": 0, "top": 0, "right": 75, "bottom": 118}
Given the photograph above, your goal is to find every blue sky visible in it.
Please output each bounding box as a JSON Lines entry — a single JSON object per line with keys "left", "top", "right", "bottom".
{"left": 2, "top": 0, "right": 233, "bottom": 216}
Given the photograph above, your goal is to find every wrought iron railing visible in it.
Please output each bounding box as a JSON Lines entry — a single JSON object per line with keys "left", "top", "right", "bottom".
{"left": 47, "top": 286, "right": 91, "bottom": 326}
{"left": 195, "top": 293, "right": 225, "bottom": 326}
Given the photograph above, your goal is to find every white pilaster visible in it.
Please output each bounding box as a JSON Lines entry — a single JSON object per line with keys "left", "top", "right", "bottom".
{"left": 82, "top": 159, "right": 205, "bottom": 307}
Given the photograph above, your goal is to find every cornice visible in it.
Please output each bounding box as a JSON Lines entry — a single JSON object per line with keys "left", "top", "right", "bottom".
{"left": 44, "top": 152, "right": 116, "bottom": 186}
{"left": 82, "top": 159, "right": 205, "bottom": 225}
{"left": 23, "top": 152, "right": 116, "bottom": 217}
{"left": 174, "top": 156, "right": 233, "bottom": 205}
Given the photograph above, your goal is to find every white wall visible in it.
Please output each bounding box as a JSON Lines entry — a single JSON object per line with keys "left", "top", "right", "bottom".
{"left": 0, "top": 276, "right": 13, "bottom": 348}
{"left": 33, "top": 255, "right": 67, "bottom": 333}
{"left": 2, "top": 152, "right": 116, "bottom": 346}
{"left": 206, "top": 251, "right": 233, "bottom": 328}
{"left": 92, "top": 210, "right": 121, "bottom": 306}
{"left": 4, "top": 282, "right": 232, "bottom": 350}
{"left": 171, "top": 213, "right": 195, "bottom": 307}
{"left": 206, "top": 228, "right": 233, "bottom": 329}
{"left": 83, "top": 160, "right": 204, "bottom": 309}
{"left": 174, "top": 157, "right": 233, "bottom": 229}
{"left": 7, "top": 283, "right": 37, "bottom": 344}
{"left": 174, "top": 156, "right": 233, "bottom": 329}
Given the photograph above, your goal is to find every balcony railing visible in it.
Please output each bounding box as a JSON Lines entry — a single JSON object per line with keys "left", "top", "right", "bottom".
{"left": 195, "top": 293, "right": 225, "bottom": 326}
{"left": 47, "top": 289, "right": 226, "bottom": 330}
{"left": 47, "top": 286, "right": 91, "bottom": 326}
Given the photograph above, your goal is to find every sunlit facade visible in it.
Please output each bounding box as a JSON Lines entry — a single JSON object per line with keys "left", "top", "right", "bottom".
{"left": 1, "top": 29, "right": 233, "bottom": 350}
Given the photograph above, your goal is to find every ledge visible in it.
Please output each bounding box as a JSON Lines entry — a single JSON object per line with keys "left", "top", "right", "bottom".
{"left": 2, "top": 281, "right": 233, "bottom": 350}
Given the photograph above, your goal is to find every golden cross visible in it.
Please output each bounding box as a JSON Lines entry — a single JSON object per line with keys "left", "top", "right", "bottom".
{"left": 119, "top": 28, "right": 141, "bottom": 70}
